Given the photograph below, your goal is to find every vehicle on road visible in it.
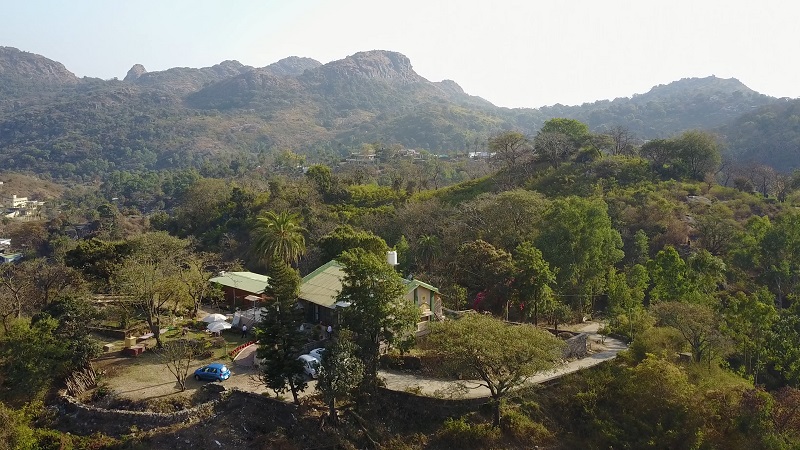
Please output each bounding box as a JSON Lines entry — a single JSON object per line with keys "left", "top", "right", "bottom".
{"left": 194, "top": 363, "right": 231, "bottom": 382}
{"left": 309, "top": 347, "right": 326, "bottom": 362}
{"left": 298, "top": 354, "right": 319, "bottom": 378}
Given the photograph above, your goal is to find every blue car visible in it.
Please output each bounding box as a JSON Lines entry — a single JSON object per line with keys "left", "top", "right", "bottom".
{"left": 194, "top": 363, "right": 231, "bottom": 382}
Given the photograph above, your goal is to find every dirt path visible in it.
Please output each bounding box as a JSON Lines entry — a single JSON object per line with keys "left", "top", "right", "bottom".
{"left": 98, "top": 321, "right": 624, "bottom": 402}
{"left": 379, "top": 321, "right": 627, "bottom": 399}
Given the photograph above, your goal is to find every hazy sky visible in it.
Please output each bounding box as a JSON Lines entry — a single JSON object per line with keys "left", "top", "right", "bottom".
{"left": 2, "top": 0, "right": 798, "bottom": 108}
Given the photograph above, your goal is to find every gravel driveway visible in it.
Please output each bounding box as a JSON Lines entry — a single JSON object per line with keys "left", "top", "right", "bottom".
{"left": 98, "top": 321, "right": 625, "bottom": 402}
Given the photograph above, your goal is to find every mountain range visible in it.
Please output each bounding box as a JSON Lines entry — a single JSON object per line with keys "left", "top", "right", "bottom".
{"left": 0, "top": 46, "right": 797, "bottom": 179}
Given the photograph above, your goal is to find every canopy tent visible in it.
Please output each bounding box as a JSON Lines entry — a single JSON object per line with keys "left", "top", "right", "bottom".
{"left": 207, "top": 321, "right": 232, "bottom": 333}
{"left": 201, "top": 313, "right": 228, "bottom": 323}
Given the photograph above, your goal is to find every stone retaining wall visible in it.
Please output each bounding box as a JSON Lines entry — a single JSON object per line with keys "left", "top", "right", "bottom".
{"left": 58, "top": 394, "right": 218, "bottom": 437}
{"left": 90, "top": 325, "right": 148, "bottom": 340}
{"left": 57, "top": 388, "right": 296, "bottom": 438}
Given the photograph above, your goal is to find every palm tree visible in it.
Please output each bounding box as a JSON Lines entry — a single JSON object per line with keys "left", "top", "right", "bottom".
{"left": 251, "top": 211, "right": 307, "bottom": 266}
{"left": 416, "top": 234, "right": 442, "bottom": 271}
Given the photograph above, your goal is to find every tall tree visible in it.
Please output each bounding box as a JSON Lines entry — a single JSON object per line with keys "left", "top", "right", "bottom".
{"left": 721, "top": 288, "right": 776, "bottom": 384}
{"left": 647, "top": 246, "right": 689, "bottom": 303}
{"left": 767, "top": 305, "right": 800, "bottom": 387}
{"left": 318, "top": 225, "right": 388, "bottom": 261}
{"left": 113, "top": 232, "right": 189, "bottom": 348}
{"left": 539, "top": 118, "right": 590, "bottom": 143}
{"left": 488, "top": 131, "right": 531, "bottom": 170}
{"left": 178, "top": 251, "right": 221, "bottom": 317}
{"left": 251, "top": 211, "right": 307, "bottom": 267}
{"left": 537, "top": 197, "right": 624, "bottom": 311}
{"left": 415, "top": 234, "right": 441, "bottom": 272}
{"left": 255, "top": 258, "right": 307, "bottom": 404}
{"left": 316, "top": 330, "right": 364, "bottom": 425}
{"left": 461, "top": 189, "right": 549, "bottom": 250}
{"left": 337, "top": 249, "right": 418, "bottom": 392}
{"left": 425, "top": 313, "right": 564, "bottom": 427}
{"left": 512, "top": 242, "right": 556, "bottom": 325}
{"left": 0, "top": 264, "right": 34, "bottom": 328}
{"left": 652, "top": 301, "right": 726, "bottom": 363}
{"left": 756, "top": 211, "right": 800, "bottom": 309}
{"left": 695, "top": 203, "right": 740, "bottom": 256}
{"left": 534, "top": 131, "right": 572, "bottom": 168}
{"left": 453, "top": 240, "right": 514, "bottom": 313}
{"left": 673, "top": 130, "right": 721, "bottom": 181}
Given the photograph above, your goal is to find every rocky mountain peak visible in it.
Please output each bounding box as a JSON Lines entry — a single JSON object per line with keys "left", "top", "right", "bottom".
{"left": 124, "top": 64, "right": 147, "bottom": 81}
{"left": 0, "top": 46, "right": 79, "bottom": 85}
{"left": 265, "top": 56, "right": 322, "bottom": 77}
{"left": 316, "top": 50, "right": 424, "bottom": 84}
{"left": 436, "top": 79, "right": 465, "bottom": 95}
{"left": 638, "top": 76, "right": 756, "bottom": 101}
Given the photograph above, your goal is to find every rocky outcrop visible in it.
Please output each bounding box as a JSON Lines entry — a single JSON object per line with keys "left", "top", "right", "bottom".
{"left": 0, "top": 46, "right": 80, "bottom": 85}
{"left": 436, "top": 79, "right": 465, "bottom": 96}
{"left": 265, "top": 56, "right": 322, "bottom": 77}
{"left": 305, "top": 50, "right": 426, "bottom": 85}
{"left": 125, "top": 60, "right": 253, "bottom": 94}
{"left": 124, "top": 64, "right": 147, "bottom": 81}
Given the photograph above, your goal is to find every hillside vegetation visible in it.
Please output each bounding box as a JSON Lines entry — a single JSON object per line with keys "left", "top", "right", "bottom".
{"left": 0, "top": 46, "right": 797, "bottom": 180}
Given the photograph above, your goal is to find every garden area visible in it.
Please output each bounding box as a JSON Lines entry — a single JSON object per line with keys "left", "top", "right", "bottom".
{"left": 84, "top": 306, "right": 264, "bottom": 411}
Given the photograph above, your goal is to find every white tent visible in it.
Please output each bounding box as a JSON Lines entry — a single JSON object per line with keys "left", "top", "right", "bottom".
{"left": 201, "top": 313, "right": 228, "bottom": 323}
{"left": 207, "top": 321, "right": 232, "bottom": 333}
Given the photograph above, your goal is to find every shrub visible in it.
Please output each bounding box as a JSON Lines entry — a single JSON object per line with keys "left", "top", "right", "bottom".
{"left": 501, "top": 408, "right": 553, "bottom": 446}
{"left": 435, "top": 417, "right": 501, "bottom": 449}
{"left": 628, "top": 326, "right": 685, "bottom": 363}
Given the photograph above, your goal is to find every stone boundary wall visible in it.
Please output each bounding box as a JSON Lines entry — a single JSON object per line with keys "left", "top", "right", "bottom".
{"left": 90, "top": 325, "right": 148, "bottom": 340}
{"left": 58, "top": 393, "right": 219, "bottom": 437}
{"left": 57, "top": 388, "right": 295, "bottom": 437}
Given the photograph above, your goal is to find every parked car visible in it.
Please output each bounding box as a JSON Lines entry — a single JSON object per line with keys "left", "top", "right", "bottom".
{"left": 194, "top": 363, "right": 231, "bottom": 382}
{"left": 298, "top": 354, "right": 319, "bottom": 379}
{"left": 309, "top": 347, "right": 326, "bottom": 362}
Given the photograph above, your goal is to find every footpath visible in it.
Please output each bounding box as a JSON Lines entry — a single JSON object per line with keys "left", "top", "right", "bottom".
{"left": 232, "top": 321, "right": 626, "bottom": 400}
{"left": 379, "top": 321, "right": 627, "bottom": 399}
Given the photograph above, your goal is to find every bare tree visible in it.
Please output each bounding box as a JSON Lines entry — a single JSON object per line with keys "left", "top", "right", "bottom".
{"left": 0, "top": 264, "right": 34, "bottom": 327}
{"left": 178, "top": 251, "right": 222, "bottom": 318}
{"left": 534, "top": 131, "right": 572, "bottom": 168}
{"left": 748, "top": 164, "right": 778, "bottom": 197}
{"left": 488, "top": 131, "right": 532, "bottom": 170}
{"left": 156, "top": 339, "right": 207, "bottom": 391}
{"left": 608, "top": 125, "right": 636, "bottom": 156}
{"left": 113, "top": 232, "right": 189, "bottom": 348}
{"left": 28, "top": 258, "right": 84, "bottom": 306}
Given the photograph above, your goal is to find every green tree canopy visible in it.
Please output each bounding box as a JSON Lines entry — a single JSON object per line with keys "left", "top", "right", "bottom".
{"left": 536, "top": 196, "right": 624, "bottom": 309}
{"left": 512, "top": 242, "right": 556, "bottom": 325}
{"left": 337, "top": 248, "right": 418, "bottom": 392}
{"left": 425, "top": 313, "right": 564, "bottom": 426}
{"left": 318, "top": 225, "right": 388, "bottom": 261}
{"left": 251, "top": 210, "right": 307, "bottom": 267}
{"left": 256, "top": 258, "right": 307, "bottom": 404}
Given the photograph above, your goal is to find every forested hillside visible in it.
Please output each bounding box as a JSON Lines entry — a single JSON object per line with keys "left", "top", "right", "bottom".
{"left": 2, "top": 104, "right": 800, "bottom": 448}
{"left": 2, "top": 46, "right": 799, "bottom": 180}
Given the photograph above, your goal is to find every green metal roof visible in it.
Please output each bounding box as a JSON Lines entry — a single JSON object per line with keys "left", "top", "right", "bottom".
{"left": 299, "top": 260, "right": 346, "bottom": 309}
{"left": 210, "top": 271, "right": 270, "bottom": 294}
{"left": 404, "top": 279, "right": 440, "bottom": 293}
{"left": 298, "top": 259, "right": 439, "bottom": 309}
